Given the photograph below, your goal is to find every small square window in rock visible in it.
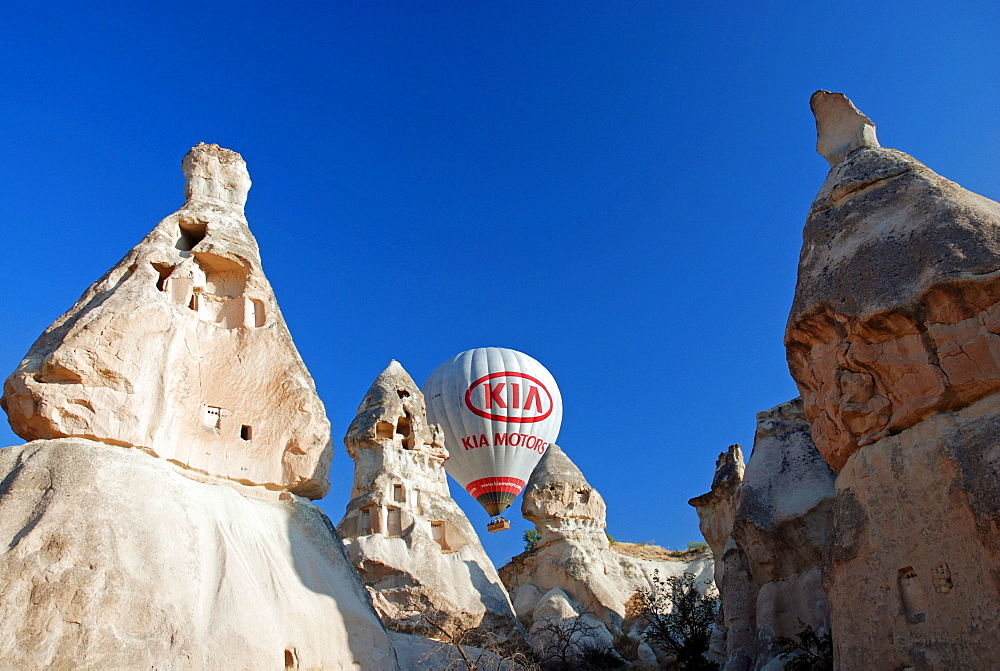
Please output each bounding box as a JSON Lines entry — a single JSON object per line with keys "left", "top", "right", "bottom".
{"left": 241, "top": 425, "right": 253, "bottom": 441}
{"left": 393, "top": 484, "right": 405, "bottom": 502}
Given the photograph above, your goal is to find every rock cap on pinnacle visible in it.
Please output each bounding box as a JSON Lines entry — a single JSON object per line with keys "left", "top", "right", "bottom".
{"left": 182, "top": 142, "right": 251, "bottom": 212}
{"left": 355, "top": 359, "right": 421, "bottom": 414}
{"left": 526, "top": 444, "right": 589, "bottom": 490}
{"left": 811, "top": 90, "right": 880, "bottom": 166}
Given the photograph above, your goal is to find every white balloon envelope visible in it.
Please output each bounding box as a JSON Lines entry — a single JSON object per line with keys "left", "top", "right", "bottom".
{"left": 424, "top": 347, "right": 563, "bottom": 518}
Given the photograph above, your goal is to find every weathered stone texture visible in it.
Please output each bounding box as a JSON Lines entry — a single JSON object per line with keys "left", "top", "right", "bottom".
{"left": 785, "top": 92, "right": 1000, "bottom": 669}
{"left": 691, "top": 399, "right": 835, "bottom": 671}
{"left": 503, "top": 443, "right": 712, "bottom": 660}
{"left": 0, "top": 439, "right": 396, "bottom": 669}
{"left": 826, "top": 388, "right": 1000, "bottom": 668}
{"left": 786, "top": 139, "right": 1000, "bottom": 471}
{"left": 337, "top": 361, "right": 522, "bottom": 641}
{"left": 689, "top": 443, "right": 744, "bottom": 589}
{"left": 1, "top": 143, "right": 332, "bottom": 497}
{"left": 811, "top": 90, "right": 880, "bottom": 166}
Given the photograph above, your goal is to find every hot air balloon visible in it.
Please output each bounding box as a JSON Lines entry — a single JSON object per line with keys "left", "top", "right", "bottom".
{"left": 424, "top": 347, "right": 562, "bottom": 532}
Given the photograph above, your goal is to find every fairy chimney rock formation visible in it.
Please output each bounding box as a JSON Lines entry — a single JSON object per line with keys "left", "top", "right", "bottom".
{"left": 691, "top": 399, "right": 835, "bottom": 670}
{"left": 786, "top": 93, "right": 1000, "bottom": 668}
{"left": 786, "top": 93, "right": 1000, "bottom": 471}
{"left": 502, "top": 443, "right": 712, "bottom": 659}
{"left": 522, "top": 443, "right": 609, "bottom": 547}
{"left": 0, "top": 145, "right": 398, "bottom": 668}
{"left": 1, "top": 143, "right": 332, "bottom": 497}
{"left": 337, "top": 361, "right": 522, "bottom": 640}
{"left": 811, "top": 90, "right": 880, "bottom": 166}
{"left": 688, "top": 443, "right": 744, "bottom": 568}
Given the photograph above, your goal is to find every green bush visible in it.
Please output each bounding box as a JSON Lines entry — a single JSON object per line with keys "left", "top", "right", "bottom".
{"left": 523, "top": 528, "right": 542, "bottom": 552}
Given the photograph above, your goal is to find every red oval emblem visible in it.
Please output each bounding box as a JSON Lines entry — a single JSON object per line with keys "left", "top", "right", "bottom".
{"left": 464, "top": 372, "right": 553, "bottom": 423}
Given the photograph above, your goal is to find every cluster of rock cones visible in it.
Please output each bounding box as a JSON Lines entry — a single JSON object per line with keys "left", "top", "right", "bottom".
{"left": 0, "top": 142, "right": 707, "bottom": 668}
{"left": 1, "top": 90, "right": 999, "bottom": 669}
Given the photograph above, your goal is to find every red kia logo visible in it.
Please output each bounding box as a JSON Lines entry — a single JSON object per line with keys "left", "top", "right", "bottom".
{"left": 465, "top": 372, "right": 553, "bottom": 423}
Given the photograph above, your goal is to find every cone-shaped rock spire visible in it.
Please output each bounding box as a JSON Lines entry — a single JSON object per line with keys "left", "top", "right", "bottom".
{"left": 521, "top": 444, "right": 607, "bottom": 541}
{"left": 786, "top": 93, "right": 1000, "bottom": 668}
{"left": 338, "top": 360, "right": 523, "bottom": 641}
{"left": 1, "top": 143, "right": 332, "bottom": 497}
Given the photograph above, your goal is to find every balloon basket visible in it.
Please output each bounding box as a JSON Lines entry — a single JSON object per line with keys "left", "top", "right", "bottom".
{"left": 486, "top": 517, "right": 511, "bottom": 533}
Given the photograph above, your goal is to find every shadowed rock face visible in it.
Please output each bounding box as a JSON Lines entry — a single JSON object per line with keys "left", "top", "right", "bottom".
{"left": 689, "top": 444, "right": 744, "bottom": 576}
{"left": 337, "top": 361, "right": 523, "bottom": 642}
{"left": 691, "top": 400, "right": 835, "bottom": 671}
{"left": 786, "top": 116, "right": 1000, "bottom": 470}
{"left": 826, "top": 394, "right": 1000, "bottom": 670}
{"left": 1, "top": 143, "right": 332, "bottom": 497}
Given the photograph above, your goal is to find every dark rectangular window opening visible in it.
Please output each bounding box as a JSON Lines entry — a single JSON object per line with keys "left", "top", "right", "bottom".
{"left": 241, "top": 425, "right": 253, "bottom": 441}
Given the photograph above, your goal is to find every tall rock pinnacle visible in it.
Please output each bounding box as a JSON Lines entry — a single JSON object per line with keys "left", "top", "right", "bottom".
{"left": 785, "top": 92, "right": 1000, "bottom": 668}
{"left": 1, "top": 143, "right": 332, "bottom": 497}
{"left": 337, "top": 360, "right": 523, "bottom": 640}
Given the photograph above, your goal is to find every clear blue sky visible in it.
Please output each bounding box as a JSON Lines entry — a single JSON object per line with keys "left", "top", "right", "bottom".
{"left": 1, "top": 2, "right": 997, "bottom": 566}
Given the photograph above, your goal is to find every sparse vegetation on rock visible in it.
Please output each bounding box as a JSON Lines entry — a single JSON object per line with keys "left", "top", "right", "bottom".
{"left": 629, "top": 571, "right": 719, "bottom": 670}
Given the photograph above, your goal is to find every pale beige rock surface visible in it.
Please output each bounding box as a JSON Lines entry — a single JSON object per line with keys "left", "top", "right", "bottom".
{"left": 0, "top": 438, "right": 396, "bottom": 670}
{"left": 811, "top": 90, "right": 879, "bottom": 166}
{"left": 691, "top": 399, "right": 835, "bottom": 671}
{"left": 501, "top": 444, "right": 712, "bottom": 643}
{"left": 337, "top": 361, "right": 523, "bottom": 641}
{"left": 1, "top": 143, "right": 332, "bottom": 497}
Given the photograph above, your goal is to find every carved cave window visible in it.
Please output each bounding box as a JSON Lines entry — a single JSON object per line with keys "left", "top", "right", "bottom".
{"left": 386, "top": 507, "right": 402, "bottom": 537}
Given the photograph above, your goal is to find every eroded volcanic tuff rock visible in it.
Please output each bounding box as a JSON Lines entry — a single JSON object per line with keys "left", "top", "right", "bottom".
{"left": 337, "top": 361, "right": 522, "bottom": 641}
{"left": 0, "top": 145, "right": 396, "bottom": 669}
{"left": 502, "top": 444, "right": 711, "bottom": 664}
{"left": 0, "top": 439, "right": 396, "bottom": 669}
{"left": 787, "top": 92, "right": 1000, "bottom": 471}
{"left": 1, "top": 143, "right": 332, "bottom": 497}
{"left": 785, "top": 92, "right": 1000, "bottom": 669}
{"left": 691, "top": 400, "right": 835, "bottom": 671}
